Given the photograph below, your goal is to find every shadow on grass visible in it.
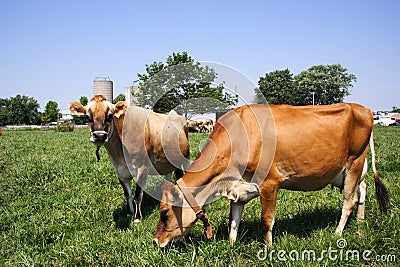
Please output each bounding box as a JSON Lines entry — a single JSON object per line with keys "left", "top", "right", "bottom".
{"left": 215, "top": 206, "right": 341, "bottom": 243}
{"left": 112, "top": 207, "right": 132, "bottom": 230}
{"left": 151, "top": 206, "right": 344, "bottom": 250}
{"left": 112, "top": 191, "right": 160, "bottom": 230}
{"left": 274, "top": 206, "right": 341, "bottom": 239}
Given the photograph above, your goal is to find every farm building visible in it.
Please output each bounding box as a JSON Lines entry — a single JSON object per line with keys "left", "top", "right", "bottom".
{"left": 373, "top": 112, "right": 400, "bottom": 126}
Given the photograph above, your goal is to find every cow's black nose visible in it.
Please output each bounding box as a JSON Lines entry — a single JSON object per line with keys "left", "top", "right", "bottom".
{"left": 92, "top": 131, "right": 108, "bottom": 142}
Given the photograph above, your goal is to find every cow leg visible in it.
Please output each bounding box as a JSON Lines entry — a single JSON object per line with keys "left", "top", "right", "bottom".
{"left": 357, "top": 181, "right": 367, "bottom": 220}
{"left": 335, "top": 155, "right": 366, "bottom": 235}
{"left": 228, "top": 201, "right": 244, "bottom": 245}
{"left": 119, "top": 178, "right": 134, "bottom": 217}
{"left": 259, "top": 182, "right": 279, "bottom": 245}
{"left": 357, "top": 159, "right": 368, "bottom": 220}
{"left": 133, "top": 166, "right": 148, "bottom": 223}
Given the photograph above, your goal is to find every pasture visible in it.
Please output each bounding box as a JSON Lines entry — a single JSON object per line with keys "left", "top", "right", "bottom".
{"left": 0, "top": 127, "right": 398, "bottom": 266}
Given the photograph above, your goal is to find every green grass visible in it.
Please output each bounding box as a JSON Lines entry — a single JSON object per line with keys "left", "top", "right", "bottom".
{"left": 0, "top": 127, "right": 399, "bottom": 266}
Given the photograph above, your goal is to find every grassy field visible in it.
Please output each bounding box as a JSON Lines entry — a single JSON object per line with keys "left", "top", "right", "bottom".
{"left": 0, "top": 127, "right": 398, "bottom": 266}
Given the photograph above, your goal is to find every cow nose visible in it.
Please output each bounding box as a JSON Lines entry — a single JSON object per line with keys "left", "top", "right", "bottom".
{"left": 92, "top": 131, "right": 108, "bottom": 143}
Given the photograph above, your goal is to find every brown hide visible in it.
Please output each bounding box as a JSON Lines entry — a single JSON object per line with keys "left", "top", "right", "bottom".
{"left": 154, "top": 103, "right": 388, "bottom": 247}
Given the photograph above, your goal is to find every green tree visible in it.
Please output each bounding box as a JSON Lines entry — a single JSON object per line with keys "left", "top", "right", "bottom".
{"left": 6, "top": 94, "right": 41, "bottom": 125}
{"left": 256, "top": 69, "right": 302, "bottom": 105}
{"left": 255, "top": 64, "right": 356, "bottom": 105}
{"left": 42, "top": 100, "right": 60, "bottom": 123}
{"left": 80, "top": 96, "right": 88, "bottom": 106}
{"left": 113, "top": 93, "right": 126, "bottom": 104}
{"left": 0, "top": 98, "right": 10, "bottom": 126}
{"left": 135, "top": 52, "right": 237, "bottom": 116}
{"left": 294, "top": 64, "right": 356, "bottom": 105}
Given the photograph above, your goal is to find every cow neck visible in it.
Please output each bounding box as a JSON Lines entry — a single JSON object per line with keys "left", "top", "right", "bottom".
{"left": 95, "top": 117, "right": 117, "bottom": 162}
{"left": 108, "top": 115, "right": 124, "bottom": 143}
{"left": 104, "top": 118, "right": 122, "bottom": 155}
{"left": 108, "top": 118, "right": 115, "bottom": 140}
{"left": 176, "top": 179, "right": 202, "bottom": 213}
{"left": 176, "top": 178, "right": 213, "bottom": 239}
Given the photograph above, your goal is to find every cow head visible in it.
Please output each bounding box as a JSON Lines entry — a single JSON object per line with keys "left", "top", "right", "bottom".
{"left": 69, "top": 95, "right": 127, "bottom": 145}
{"left": 153, "top": 182, "right": 197, "bottom": 247}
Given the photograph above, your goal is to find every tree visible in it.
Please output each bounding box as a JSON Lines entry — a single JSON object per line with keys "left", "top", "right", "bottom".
{"left": 0, "top": 98, "right": 9, "bottom": 126}
{"left": 294, "top": 64, "right": 356, "bottom": 105}
{"left": 255, "top": 64, "right": 357, "bottom": 105}
{"left": 6, "top": 94, "right": 41, "bottom": 125}
{"left": 255, "top": 69, "right": 303, "bottom": 105}
{"left": 113, "top": 93, "right": 126, "bottom": 104}
{"left": 135, "top": 52, "right": 237, "bottom": 116}
{"left": 42, "top": 100, "right": 60, "bottom": 123}
{"left": 80, "top": 96, "right": 88, "bottom": 106}
{"left": 71, "top": 96, "right": 89, "bottom": 125}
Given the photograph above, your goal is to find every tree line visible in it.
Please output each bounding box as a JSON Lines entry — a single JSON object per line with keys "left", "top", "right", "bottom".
{"left": 1, "top": 51, "right": 396, "bottom": 126}
{"left": 133, "top": 53, "right": 359, "bottom": 116}
{"left": 0, "top": 94, "right": 127, "bottom": 126}
{"left": 0, "top": 95, "right": 59, "bottom": 126}
{"left": 254, "top": 64, "right": 357, "bottom": 105}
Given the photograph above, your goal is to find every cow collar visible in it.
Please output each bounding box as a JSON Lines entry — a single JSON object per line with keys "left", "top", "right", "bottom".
{"left": 176, "top": 179, "right": 213, "bottom": 239}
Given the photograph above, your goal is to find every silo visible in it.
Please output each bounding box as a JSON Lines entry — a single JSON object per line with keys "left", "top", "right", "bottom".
{"left": 93, "top": 77, "right": 113, "bottom": 102}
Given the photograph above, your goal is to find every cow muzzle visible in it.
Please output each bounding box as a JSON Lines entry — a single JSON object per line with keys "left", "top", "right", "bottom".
{"left": 153, "top": 233, "right": 183, "bottom": 248}
{"left": 90, "top": 130, "right": 109, "bottom": 145}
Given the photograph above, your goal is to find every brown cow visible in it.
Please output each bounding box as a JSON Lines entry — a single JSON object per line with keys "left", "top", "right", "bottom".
{"left": 154, "top": 103, "right": 389, "bottom": 246}
{"left": 69, "top": 95, "right": 190, "bottom": 222}
{"left": 0, "top": 130, "right": 5, "bottom": 136}
{"left": 200, "top": 119, "right": 214, "bottom": 133}
{"left": 187, "top": 120, "right": 202, "bottom": 133}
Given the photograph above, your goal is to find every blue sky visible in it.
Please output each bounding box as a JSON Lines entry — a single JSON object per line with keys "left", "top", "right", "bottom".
{"left": 0, "top": 0, "right": 399, "bottom": 111}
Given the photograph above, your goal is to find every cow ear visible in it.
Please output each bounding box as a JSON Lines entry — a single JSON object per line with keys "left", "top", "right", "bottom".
{"left": 69, "top": 102, "right": 86, "bottom": 115}
{"left": 114, "top": 101, "right": 127, "bottom": 118}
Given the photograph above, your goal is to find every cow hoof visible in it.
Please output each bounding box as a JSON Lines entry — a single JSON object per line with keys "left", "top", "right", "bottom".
{"left": 134, "top": 218, "right": 141, "bottom": 223}
{"left": 335, "top": 229, "right": 343, "bottom": 236}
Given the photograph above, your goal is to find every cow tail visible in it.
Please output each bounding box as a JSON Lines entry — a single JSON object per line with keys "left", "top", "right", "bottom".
{"left": 370, "top": 132, "right": 389, "bottom": 212}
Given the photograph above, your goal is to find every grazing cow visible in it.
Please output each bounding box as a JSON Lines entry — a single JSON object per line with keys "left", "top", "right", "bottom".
{"left": 200, "top": 119, "right": 214, "bottom": 133}
{"left": 187, "top": 120, "right": 202, "bottom": 133}
{"left": 69, "top": 95, "right": 190, "bottom": 222}
{"left": 0, "top": 130, "right": 5, "bottom": 136}
{"left": 154, "top": 103, "right": 389, "bottom": 246}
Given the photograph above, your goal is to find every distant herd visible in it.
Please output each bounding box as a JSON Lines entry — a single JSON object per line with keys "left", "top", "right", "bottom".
{"left": 187, "top": 118, "right": 215, "bottom": 133}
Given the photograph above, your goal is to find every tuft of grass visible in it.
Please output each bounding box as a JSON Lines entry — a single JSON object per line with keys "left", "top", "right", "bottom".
{"left": 0, "top": 127, "right": 398, "bottom": 266}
